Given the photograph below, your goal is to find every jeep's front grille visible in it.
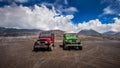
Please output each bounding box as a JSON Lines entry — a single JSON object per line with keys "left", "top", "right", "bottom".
{"left": 40, "top": 41, "right": 45, "bottom": 43}
{"left": 72, "top": 39, "right": 76, "bottom": 42}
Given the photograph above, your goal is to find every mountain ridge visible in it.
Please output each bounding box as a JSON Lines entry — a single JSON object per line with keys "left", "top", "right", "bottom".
{"left": 78, "top": 29, "right": 101, "bottom": 35}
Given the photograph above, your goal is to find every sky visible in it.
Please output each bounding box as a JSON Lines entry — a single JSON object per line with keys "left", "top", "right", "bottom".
{"left": 0, "top": 0, "right": 120, "bottom": 33}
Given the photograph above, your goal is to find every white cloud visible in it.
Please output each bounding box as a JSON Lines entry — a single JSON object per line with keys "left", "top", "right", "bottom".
{"left": 62, "top": 7, "right": 78, "bottom": 14}
{"left": 118, "top": 14, "right": 120, "bottom": 16}
{"left": 103, "top": 6, "right": 114, "bottom": 14}
{"left": 0, "top": 5, "right": 76, "bottom": 32}
{"left": 118, "top": 0, "right": 120, "bottom": 1}
{"left": 100, "top": 0, "right": 120, "bottom": 16}
{"left": 99, "top": 6, "right": 115, "bottom": 17}
{"left": 0, "top": 4, "right": 120, "bottom": 33}
{"left": 55, "top": 0, "right": 68, "bottom": 5}
{"left": 0, "top": 0, "right": 28, "bottom": 3}
{"left": 111, "top": 17, "right": 120, "bottom": 32}
{"left": 15, "top": 0, "right": 28, "bottom": 3}
{"left": 64, "top": 0, "right": 68, "bottom": 5}
{"left": 42, "top": 2, "right": 77, "bottom": 15}
{"left": 77, "top": 19, "right": 112, "bottom": 33}
{"left": 77, "top": 18, "right": 120, "bottom": 33}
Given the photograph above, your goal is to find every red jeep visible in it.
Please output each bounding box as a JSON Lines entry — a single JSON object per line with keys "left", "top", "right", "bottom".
{"left": 33, "top": 31, "right": 54, "bottom": 51}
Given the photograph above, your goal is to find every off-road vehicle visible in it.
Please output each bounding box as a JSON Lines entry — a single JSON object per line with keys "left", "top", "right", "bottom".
{"left": 63, "top": 33, "right": 82, "bottom": 50}
{"left": 33, "top": 31, "right": 54, "bottom": 51}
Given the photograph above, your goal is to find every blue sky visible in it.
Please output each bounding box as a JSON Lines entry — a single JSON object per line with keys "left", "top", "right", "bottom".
{"left": 0, "top": 0, "right": 120, "bottom": 24}
{"left": 0, "top": 0, "right": 120, "bottom": 33}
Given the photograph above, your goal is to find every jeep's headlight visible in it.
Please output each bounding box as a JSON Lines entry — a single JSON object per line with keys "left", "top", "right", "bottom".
{"left": 45, "top": 41, "right": 48, "bottom": 44}
{"left": 78, "top": 40, "right": 81, "bottom": 44}
{"left": 35, "top": 41, "right": 40, "bottom": 44}
{"left": 76, "top": 40, "right": 80, "bottom": 42}
{"left": 65, "top": 40, "right": 68, "bottom": 42}
{"left": 69, "top": 40, "right": 72, "bottom": 42}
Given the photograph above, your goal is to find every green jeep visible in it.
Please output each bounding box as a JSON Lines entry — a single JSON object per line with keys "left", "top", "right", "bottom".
{"left": 63, "top": 33, "right": 82, "bottom": 50}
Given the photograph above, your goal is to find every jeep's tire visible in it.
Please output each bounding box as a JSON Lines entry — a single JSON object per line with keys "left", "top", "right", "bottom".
{"left": 63, "top": 42, "right": 67, "bottom": 50}
{"left": 53, "top": 44, "right": 55, "bottom": 47}
{"left": 63, "top": 45, "right": 67, "bottom": 50}
{"left": 33, "top": 47, "right": 37, "bottom": 51}
{"left": 78, "top": 46, "right": 82, "bottom": 50}
{"left": 75, "top": 46, "right": 79, "bottom": 50}
{"left": 48, "top": 45, "right": 53, "bottom": 51}
{"left": 63, "top": 46, "right": 65, "bottom": 50}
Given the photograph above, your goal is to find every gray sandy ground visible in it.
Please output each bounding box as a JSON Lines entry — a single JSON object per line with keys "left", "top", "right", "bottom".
{"left": 0, "top": 35, "right": 120, "bottom": 68}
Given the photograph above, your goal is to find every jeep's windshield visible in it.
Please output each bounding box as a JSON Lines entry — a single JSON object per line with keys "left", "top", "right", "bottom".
{"left": 65, "top": 34, "right": 78, "bottom": 39}
{"left": 40, "top": 33, "right": 52, "bottom": 37}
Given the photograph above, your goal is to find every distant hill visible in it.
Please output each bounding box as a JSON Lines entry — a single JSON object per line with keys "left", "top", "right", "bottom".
{"left": 0, "top": 27, "right": 65, "bottom": 37}
{"left": 103, "top": 31, "right": 117, "bottom": 35}
{"left": 48, "top": 30, "right": 64, "bottom": 37}
{"left": 0, "top": 27, "right": 41, "bottom": 37}
{"left": 49, "top": 30, "right": 64, "bottom": 34}
{"left": 113, "top": 32, "right": 120, "bottom": 37}
{"left": 78, "top": 29, "right": 101, "bottom": 35}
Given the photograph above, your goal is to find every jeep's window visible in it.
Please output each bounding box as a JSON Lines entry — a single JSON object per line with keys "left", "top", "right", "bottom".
{"left": 65, "top": 34, "right": 77, "bottom": 39}
{"left": 40, "top": 33, "right": 51, "bottom": 37}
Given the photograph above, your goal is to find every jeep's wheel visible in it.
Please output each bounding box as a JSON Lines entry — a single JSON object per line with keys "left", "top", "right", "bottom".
{"left": 53, "top": 44, "right": 55, "bottom": 47}
{"left": 75, "top": 46, "right": 79, "bottom": 50}
{"left": 63, "top": 46, "right": 65, "bottom": 50}
{"left": 63, "top": 45, "right": 67, "bottom": 50}
{"left": 63, "top": 42, "right": 67, "bottom": 50}
{"left": 33, "top": 47, "right": 37, "bottom": 51}
{"left": 78, "top": 46, "right": 82, "bottom": 50}
{"left": 48, "top": 45, "right": 53, "bottom": 51}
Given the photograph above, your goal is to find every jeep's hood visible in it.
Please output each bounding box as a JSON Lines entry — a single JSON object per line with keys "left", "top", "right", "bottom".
{"left": 39, "top": 37, "right": 52, "bottom": 41}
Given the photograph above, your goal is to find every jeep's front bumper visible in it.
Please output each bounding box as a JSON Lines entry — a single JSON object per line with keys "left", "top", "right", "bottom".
{"left": 65, "top": 44, "right": 82, "bottom": 47}
{"left": 34, "top": 44, "right": 48, "bottom": 48}
{"left": 34, "top": 43, "right": 53, "bottom": 49}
